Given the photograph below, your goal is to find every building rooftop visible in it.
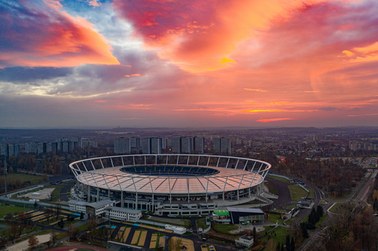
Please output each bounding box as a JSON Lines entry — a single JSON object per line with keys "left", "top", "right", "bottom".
{"left": 69, "top": 199, "right": 114, "bottom": 209}
{"left": 227, "top": 207, "right": 264, "bottom": 214}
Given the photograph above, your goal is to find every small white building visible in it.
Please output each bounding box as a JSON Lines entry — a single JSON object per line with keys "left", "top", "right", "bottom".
{"left": 106, "top": 207, "right": 142, "bottom": 222}
{"left": 165, "top": 224, "right": 186, "bottom": 234}
{"left": 69, "top": 200, "right": 142, "bottom": 221}
{"left": 235, "top": 235, "right": 254, "bottom": 248}
{"left": 69, "top": 200, "right": 115, "bottom": 216}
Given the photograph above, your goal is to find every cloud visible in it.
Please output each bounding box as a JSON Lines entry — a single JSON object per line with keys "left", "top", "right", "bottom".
{"left": 88, "top": 0, "right": 101, "bottom": 7}
{"left": 342, "top": 41, "right": 378, "bottom": 63}
{"left": 244, "top": 88, "right": 267, "bottom": 93}
{"left": 113, "top": 0, "right": 328, "bottom": 73}
{"left": 0, "top": 0, "right": 119, "bottom": 68}
{"left": 0, "top": 67, "right": 72, "bottom": 82}
{"left": 124, "top": 73, "right": 142, "bottom": 78}
{"left": 257, "top": 118, "right": 294, "bottom": 123}
{"left": 0, "top": 0, "right": 377, "bottom": 128}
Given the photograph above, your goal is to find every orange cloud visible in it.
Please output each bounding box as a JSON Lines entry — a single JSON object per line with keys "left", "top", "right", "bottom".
{"left": 0, "top": 1, "right": 119, "bottom": 68}
{"left": 124, "top": 73, "right": 143, "bottom": 78}
{"left": 257, "top": 118, "right": 294, "bottom": 123}
{"left": 114, "top": 0, "right": 325, "bottom": 73}
{"left": 248, "top": 109, "right": 284, "bottom": 113}
{"left": 342, "top": 42, "right": 378, "bottom": 63}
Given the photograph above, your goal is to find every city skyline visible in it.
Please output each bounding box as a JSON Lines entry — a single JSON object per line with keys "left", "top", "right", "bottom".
{"left": 0, "top": 0, "right": 377, "bottom": 128}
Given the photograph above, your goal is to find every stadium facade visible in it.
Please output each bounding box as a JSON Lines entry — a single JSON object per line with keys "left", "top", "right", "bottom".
{"left": 69, "top": 154, "right": 271, "bottom": 217}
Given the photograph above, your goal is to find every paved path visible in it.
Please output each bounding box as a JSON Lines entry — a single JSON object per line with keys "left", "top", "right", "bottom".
{"left": 265, "top": 177, "right": 291, "bottom": 209}
{"left": 6, "top": 233, "right": 51, "bottom": 251}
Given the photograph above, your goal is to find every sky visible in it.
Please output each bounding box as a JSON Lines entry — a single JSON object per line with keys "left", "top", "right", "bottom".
{"left": 0, "top": 0, "right": 377, "bottom": 128}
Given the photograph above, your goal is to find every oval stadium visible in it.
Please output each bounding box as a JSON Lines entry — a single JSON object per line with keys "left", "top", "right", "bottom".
{"left": 69, "top": 154, "right": 271, "bottom": 217}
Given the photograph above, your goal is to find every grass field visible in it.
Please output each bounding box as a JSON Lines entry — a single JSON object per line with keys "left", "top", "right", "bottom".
{"left": 328, "top": 202, "right": 345, "bottom": 214}
{"left": 0, "top": 203, "right": 27, "bottom": 218}
{"left": 48, "top": 184, "right": 64, "bottom": 201}
{"left": 265, "top": 182, "right": 279, "bottom": 195}
{"left": 212, "top": 223, "right": 238, "bottom": 234}
{"left": 148, "top": 216, "right": 191, "bottom": 228}
{"left": 288, "top": 184, "right": 308, "bottom": 201}
{"left": 0, "top": 173, "right": 47, "bottom": 193}
{"left": 267, "top": 213, "right": 282, "bottom": 223}
{"left": 268, "top": 175, "right": 290, "bottom": 184}
{"left": 196, "top": 218, "right": 207, "bottom": 229}
{"left": 308, "top": 188, "right": 315, "bottom": 198}
{"left": 1, "top": 173, "right": 47, "bottom": 184}
{"left": 263, "top": 226, "right": 288, "bottom": 251}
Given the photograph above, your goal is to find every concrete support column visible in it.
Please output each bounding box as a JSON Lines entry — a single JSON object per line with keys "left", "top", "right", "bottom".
{"left": 152, "top": 194, "right": 155, "bottom": 212}
{"left": 87, "top": 185, "right": 90, "bottom": 202}
{"left": 121, "top": 191, "right": 124, "bottom": 207}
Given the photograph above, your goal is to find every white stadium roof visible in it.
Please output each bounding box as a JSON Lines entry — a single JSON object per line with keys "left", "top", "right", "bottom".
{"left": 69, "top": 154, "right": 271, "bottom": 195}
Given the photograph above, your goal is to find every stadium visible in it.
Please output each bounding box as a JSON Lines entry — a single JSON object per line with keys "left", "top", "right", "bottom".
{"left": 69, "top": 154, "right": 272, "bottom": 217}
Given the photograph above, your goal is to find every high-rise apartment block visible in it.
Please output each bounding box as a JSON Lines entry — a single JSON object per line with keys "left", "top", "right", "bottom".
{"left": 140, "top": 138, "right": 151, "bottom": 154}
{"left": 114, "top": 137, "right": 130, "bottom": 154}
{"left": 193, "top": 136, "right": 204, "bottom": 153}
{"left": 151, "top": 137, "right": 162, "bottom": 154}
{"left": 180, "top": 137, "right": 193, "bottom": 154}
{"left": 213, "top": 137, "right": 231, "bottom": 154}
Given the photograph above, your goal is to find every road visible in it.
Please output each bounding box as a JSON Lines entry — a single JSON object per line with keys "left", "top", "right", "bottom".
{"left": 351, "top": 169, "right": 377, "bottom": 202}
{"left": 298, "top": 169, "right": 377, "bottom": 251}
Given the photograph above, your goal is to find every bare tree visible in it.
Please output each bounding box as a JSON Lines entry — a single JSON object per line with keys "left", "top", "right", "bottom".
{"left": 28, "top": 235, "right": 38, "bottom": 250}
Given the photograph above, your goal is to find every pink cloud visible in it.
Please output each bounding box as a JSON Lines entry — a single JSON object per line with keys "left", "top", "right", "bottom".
{"left": 88, "top": 0, "right": 101, "bottom": 7}
{"left": 113, "top": 0, "right": 329, "bottom": 72}
{"left": 0, "top": 1, "right": 119, "bottom": 68}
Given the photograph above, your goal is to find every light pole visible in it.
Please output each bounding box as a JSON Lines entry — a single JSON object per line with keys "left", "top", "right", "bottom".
{"left": 4, "top": 158, "right": 7, "bottom": 194}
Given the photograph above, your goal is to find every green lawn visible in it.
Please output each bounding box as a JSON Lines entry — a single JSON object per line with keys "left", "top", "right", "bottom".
{"left": 308, "top": 188, "right": 315, "bottom": 198}
{"left": 148, "top": 216, "right": 191, "bottom": 228}
{"left": 49, "top": 184, "right": 65, "bottom": 202}
{"left": 212, "top": 223, "right": 238, "bottom": 234}
{"left": 328, "top": 202, "right": 345, "bottom": 214}
{"left": 265, "top": 182, "right": 279, "bottom": 195}
{"left": 267, "top": 213, "right": 281, "bottom": 223}
{"left": 288, "top": 184, "right": 308, "bottom": 201}
{"left": 268, "top": 175, "right": 290, "bottom": 184}
{"left": 0, "top": 173, "right": 47, "bottom": 193}
{"left": 263, "top": 226, "right": 288, "bottom": 250}
{"left": 316, "top": 215, "right": 327, "bottom": 227}
{"left": 0, "top": 203, "right": 27, "bottom": 218}
{"left": 1, "top": 173, "right": 47, "bottom": 184}
{"left": 196, "top": 218, "right": 207, "bottom": 229}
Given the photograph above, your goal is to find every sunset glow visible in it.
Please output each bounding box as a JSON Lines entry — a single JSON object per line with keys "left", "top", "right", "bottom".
{"left": 0, "top": 0, "right": 377, "bottom": 128}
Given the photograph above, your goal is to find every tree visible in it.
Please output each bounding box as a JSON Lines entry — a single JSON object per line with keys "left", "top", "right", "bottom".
{"left": 285, "top": 235, "right": 291, "bottom": 251}
{"left": 18, "top": 212, "right": 27, "bottom": 225}
{"left": 56, "top": 206, "right": 61, "bottom": 219}
{"left": 68, "top": 225, "right": 78, "bottom": 241}
{"left": 49, "top": 231, "right": 58, "bottom": 247}
{"left": 253, "top": 226, "right": 257, "bottom": 241}
{"left": 58, "top": 218, "right": 64, "bottom": 229}
{"left": 276, "top": 243, "right": 281, "bottom": 251}
{"left": 290, "top": 237, "right": 295, "bottom": 251}
{"left": 28, "top": 235, "right": 38, "bottom": 249}
{"left": 300, "top": 223, "right": 309, "bottom": 238}
{"left": 316, "top": 205, "right": 324, "bottom": 218}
